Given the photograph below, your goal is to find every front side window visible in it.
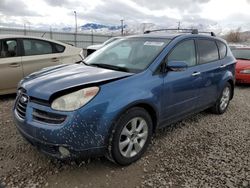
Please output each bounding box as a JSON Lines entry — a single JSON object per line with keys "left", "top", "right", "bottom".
{"left": 167, "top": 40, "right": 196, "bottom": 67}
{"left": 23, "top": 39, "right": 53, "bottom": 56}
{"left": 0, "top": 39, "right": 17, "bottom": 58}
{"left": 85, "top": 38, "right": 171, "bottom": 73}
{"left": 197, "top": 39, "right": 219, "bottom": 64}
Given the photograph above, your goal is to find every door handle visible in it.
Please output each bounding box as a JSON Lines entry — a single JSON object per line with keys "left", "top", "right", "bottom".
{"left": 9, "top": 63, "right": 21, "bottom": 67}
{"left": 51, "top": 57, "right": 60, "bottom": 62}
{"left": 220, "top": 64, "right": 227, "bottom": 68}
{"left": 192, "top": 72, "right": 201, "bottom": 76}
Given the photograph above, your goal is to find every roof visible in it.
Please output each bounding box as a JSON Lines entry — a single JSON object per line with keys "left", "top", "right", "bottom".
{"left": 126, "top": 32, "right": 223, "bottom": 41}
{"left": 0, "top": 34, "right": 70, "bottom": 47}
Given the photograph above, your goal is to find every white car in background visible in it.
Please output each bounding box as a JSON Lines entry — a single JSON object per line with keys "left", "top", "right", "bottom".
{"left": 0, "top": 35, "right": 84, "bottom": 95}
{"left": 86, "top": 37, "right": 122, "bottom": 56}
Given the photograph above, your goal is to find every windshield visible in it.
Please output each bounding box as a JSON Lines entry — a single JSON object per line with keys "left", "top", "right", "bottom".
{"left": 84, "top": 37, "right": 171, "bottom": 73}
{"left": 231, "top": 49, "right": 250, "bottom": 60}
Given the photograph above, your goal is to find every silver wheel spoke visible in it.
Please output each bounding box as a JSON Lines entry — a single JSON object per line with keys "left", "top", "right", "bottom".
{"left": 121, "top": 126, "right": 132, "bottom": 137}
{"left": 125, "top": 142, "right": 133, "bottom": 157}
{"left": 131, "top": 118, "right": 138, "bottom": 132}
{"left": 134, "top": 139, "right": 142, "bottom": 153}
{"left": 138, "top": 132, "right": 148, "bottom": 139}
{"left": 136, "top": 120, "right": 146, "bottom": 132}
{"left": 119, "top": 138, "right": 130, "bottom": 151}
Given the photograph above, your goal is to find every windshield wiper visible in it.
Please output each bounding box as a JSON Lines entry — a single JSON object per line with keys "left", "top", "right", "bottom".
{"left": 89, "top": 63, "right": 130, "bottom": 72}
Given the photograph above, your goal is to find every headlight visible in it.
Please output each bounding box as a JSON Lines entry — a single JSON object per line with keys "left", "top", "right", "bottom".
{"left": 51, "top": 87, "right": 99, "bottom": 111}
{"left": 240, "top": 69, "right": 250, "bottom": 74}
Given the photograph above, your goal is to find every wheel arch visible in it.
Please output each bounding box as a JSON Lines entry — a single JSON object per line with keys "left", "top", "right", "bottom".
{"left": 227, "top": 79, "right": 234, "bottom": 100}
{"left": 108, "top": 101, "right": 159, "bottom": 142}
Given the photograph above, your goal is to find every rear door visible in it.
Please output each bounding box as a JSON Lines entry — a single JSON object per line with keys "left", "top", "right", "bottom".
{"left": 0, "top": 39, "right": 23, "bottom": 94}
{"left": 195, "top": 39, "right": 225, "bottom": 107}
{"left": 162, "top": 39, "right": 202, "bottom": 121}
{"left": 21, "top": 39, "right": 62, "bottom": 77}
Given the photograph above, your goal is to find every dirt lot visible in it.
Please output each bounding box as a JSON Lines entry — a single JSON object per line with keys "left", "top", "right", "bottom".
{"left": 0, "top": 86, "right": 250, "bottom": 188}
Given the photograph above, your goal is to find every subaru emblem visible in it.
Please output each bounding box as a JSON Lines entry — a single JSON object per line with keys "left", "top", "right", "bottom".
{"left": 20, "top": 96, "right": 28, "bottom": 103}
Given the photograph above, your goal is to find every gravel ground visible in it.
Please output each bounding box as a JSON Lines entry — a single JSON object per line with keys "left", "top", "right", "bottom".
{"left": 0, "top": 86, "right": 249, "bottom": 188}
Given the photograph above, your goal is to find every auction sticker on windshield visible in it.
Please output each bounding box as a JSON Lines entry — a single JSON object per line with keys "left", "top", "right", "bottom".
{"left": 144, "top": 41, "right": 165, "bottom": 46}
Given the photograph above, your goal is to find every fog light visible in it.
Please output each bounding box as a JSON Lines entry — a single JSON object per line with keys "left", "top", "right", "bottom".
{"left": 59, "top": 146, "right": 70, "bottom": 157}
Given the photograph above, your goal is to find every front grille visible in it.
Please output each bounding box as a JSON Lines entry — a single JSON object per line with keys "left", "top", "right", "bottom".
{"left": 15, "top": 92, "right": 29, "bottom": 119}
{"left": 33, "top": 109, "right": 66, "bottom": 124}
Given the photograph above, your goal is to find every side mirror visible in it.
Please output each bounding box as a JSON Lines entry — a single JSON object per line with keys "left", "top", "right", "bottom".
{"left": 167, "top": 61, "right": 188, "bottom": 71}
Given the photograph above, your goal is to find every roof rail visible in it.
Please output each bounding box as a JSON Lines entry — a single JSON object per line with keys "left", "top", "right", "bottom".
{"left": 144, "top": 28, "right": 216, "bottom": 37}
{"left": 198, "top": 31, "right": 216, "bottom": 37}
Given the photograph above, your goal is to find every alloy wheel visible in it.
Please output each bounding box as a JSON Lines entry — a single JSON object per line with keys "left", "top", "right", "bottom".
{"left": 220, "top": 86, "right": 230, "bottom": 111}
{"left": 119, "top": 117, "right": 148, "bottom": 158}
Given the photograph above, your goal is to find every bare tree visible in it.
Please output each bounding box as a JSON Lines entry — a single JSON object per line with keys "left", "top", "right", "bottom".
{"left": 225, "top": 27, "right": 243, "bottom": 43}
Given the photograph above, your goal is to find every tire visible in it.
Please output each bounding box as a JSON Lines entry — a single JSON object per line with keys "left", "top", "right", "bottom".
{"left": 107, "top": 107, "right": 153, "bottom": 166}
{"left": 211, "top": 82, "right": 232, "bottom": 114}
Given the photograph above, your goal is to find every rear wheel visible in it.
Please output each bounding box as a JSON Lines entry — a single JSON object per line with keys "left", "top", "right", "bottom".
{"left": 107, "top": 107, "right": 153, "bottom": 166}
{"left": 211, "top": 82, "right": 232, "bottom": 114}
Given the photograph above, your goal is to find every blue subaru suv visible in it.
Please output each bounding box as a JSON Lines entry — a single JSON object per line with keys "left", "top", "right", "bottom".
{"left": 13, "top": 29, "right": 236, "bottom": 165}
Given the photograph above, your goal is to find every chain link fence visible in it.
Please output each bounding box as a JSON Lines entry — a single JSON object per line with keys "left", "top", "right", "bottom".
{"left": 0, "top": 27, "right": 114, "bottom": 50}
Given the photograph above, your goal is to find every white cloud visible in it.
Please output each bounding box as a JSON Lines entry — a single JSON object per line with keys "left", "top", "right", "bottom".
{"left": 0, "top": 0, "right": 250, "bottom": 31}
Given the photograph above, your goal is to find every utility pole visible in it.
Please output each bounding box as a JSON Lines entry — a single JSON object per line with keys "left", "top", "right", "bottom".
{"left": 177, "top": 21, "right": 181, "bottom": 30}
{"left": 74, "top": 11, "right": 77, "bottom": 47}
{"left": 50, "top": 26, "right": 53, "bottom": 39}
{"left": 24, "top": 23, "right": 27, "bottom": 35}
{"left": 120, "top": 19, "right": 124, "bottom": 36}
{"left": 74, "top": 11, "right": 78, "bottom": 33}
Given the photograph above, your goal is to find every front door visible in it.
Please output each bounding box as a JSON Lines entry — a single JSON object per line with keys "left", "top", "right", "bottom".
{"left": 162, "top": 39, "right": 202, "bottom": 121}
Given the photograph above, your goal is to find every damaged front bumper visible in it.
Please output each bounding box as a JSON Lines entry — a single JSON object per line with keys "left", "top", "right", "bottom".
{"left": 13, "top": 93, "right": 109, "bottom": 159}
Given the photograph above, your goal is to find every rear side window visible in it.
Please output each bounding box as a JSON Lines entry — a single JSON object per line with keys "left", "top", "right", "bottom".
{"left": 23, "top": 39, "right": 53, "bottom": 56}
{"left": 197, "top": 40, "right": 219, "bottom": 64}
{"left": 0, "top": 39, "right": 18, "bottom": 58}
{"left": 217, "top": 41, "right": 227, "bottom": 59}
{"left": 167, "top": 40, "right": 196, "bottom": 67}
{"left": 55, "top": 44, "right": 65, "bottom": 53}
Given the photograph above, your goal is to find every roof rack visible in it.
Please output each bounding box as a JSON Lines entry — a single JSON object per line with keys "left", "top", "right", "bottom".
{"left": 144, "top": 28, "right": 216, "bottom": 37}
{"left": 198, "top": 31, "right": 216, "bottom": 37}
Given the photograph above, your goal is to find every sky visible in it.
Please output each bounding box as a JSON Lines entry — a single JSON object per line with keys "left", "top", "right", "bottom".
{"left": 0, "top": 0, "right": 250, "bottom": 32}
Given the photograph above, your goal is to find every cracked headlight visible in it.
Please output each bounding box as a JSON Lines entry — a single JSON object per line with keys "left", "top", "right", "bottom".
{"left": 51, "top": 87, "right": 99, "bottom": 111}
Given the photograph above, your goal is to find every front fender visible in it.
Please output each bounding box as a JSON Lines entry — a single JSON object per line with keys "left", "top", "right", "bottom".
{"left": 96, "top": 71, "right": 163, "bottom": 144}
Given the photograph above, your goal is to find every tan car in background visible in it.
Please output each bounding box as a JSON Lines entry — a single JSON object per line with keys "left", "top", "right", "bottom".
{"left": 0, "top": 35, "right": 84, "bottom": 95}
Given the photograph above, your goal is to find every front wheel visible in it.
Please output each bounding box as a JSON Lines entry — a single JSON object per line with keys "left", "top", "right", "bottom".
{"left": 211, "top": 82, "right": 232, "bottom": 114}
{"left": 107, "top": 107, "right": 153, "bottom": 166}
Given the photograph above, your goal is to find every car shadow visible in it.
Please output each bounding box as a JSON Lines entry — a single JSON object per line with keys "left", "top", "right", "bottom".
{"left": 235, "top": 83, "right": 250, "bottom": 88}
{"left": 0, "top": 93, "right": 16, "bottom": 101}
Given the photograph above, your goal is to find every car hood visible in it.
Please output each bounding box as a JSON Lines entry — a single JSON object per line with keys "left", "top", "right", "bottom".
{"left": 236, "top": 59, "right": 250, "bottom": 70}
{"left": 87, "top": 44, "right": 103, "bottom": 50}
{"left": 21, "top": 64, "right": 133, "bottom": 100}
